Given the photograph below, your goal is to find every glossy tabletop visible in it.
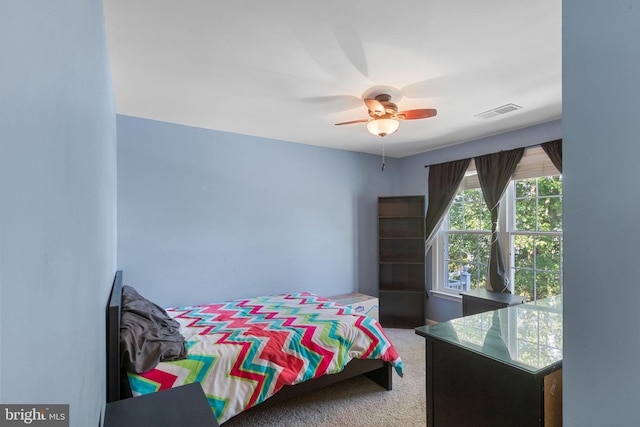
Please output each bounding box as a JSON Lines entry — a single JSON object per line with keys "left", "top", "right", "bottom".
{"left": 416, "top": 295, "right": 562, "bottom": 374}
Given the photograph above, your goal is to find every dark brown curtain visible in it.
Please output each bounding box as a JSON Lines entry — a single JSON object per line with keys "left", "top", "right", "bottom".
{"left": 474, "top": 148, "right": 525, "bottom": 293}
{"left": 541, "top": 139, "right": 563, "bottom": 174}
{"left": 425, "top": 158, "right": 472, "bottom": 246}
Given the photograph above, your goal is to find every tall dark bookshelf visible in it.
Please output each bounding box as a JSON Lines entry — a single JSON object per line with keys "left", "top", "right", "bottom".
{"left": 378, "top": 196, "right": 426, "bottom": 328}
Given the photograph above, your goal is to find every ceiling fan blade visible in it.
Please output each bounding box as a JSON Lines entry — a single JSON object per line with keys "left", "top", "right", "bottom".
{"left": 364, "top": 98, "right": 385, "bottom": 115}
{"left": 395, "top": 108, "right": 438, "bottom": 120}
{"left": 334, "top": 118, "right": 370, "bottom": 126}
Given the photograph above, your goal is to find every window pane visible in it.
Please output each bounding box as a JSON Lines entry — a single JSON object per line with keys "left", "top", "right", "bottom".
{"left": 515, "top": 196, "right": 537, "bottom": 231}
{"left": 515, "top": 177, "right": 563, "bottom": 233}
{"left": 535, "top": 236, "right": 562, "bottom": 272}
{"left": 513, "top": 234, "right": 563, "bottom": 302}
{"left": 448, "top": 261, "right": 474, "bottom": 291}
{"left": 461, "top": 234, "right": 479, "bottom": 261}
{"left": 515, "top": 179, "right": 536, "bottom": 198}
{"left": 464, "top": 196, "right": 482, "bottom": 230}
{"left": 514, "top": 269, "right": 534, "bottom": 302}
{"left": 447, "top": 261, "right": 462, "bottom": 288}
{"left": 478, "top": 264, "right": 488, "bottom": 290}
{"left": 481, "top": 206, "right": 492, "bottom": 230}
{"left": 466, "top": 188, "right": 483, "bottom": 204}
{"left": 514, "top": 235, "right": 534, "bottom": 269}
{"left": 535, "top": 271, "right": 561, "bottom": 300}
{"left": 469, "top": 262, "right": 487, "bottom": 291}
{"left": 477, "top": 234, "right": 491, "bottom": 262}
{"left": 538, "top": 176, "right": 562, "bottom": 197}
{"left": 449, "top": 198, "right": 464, "bottom": 230}
{"left": 446, "top": 232, "right": 490, "bottom": 291}
{"left": 446, "top": 233, "right": 460, "bottom": 259}
{"left": 537, "top": 196, "right": 562, "bottom": 231}
{"left": 446, "top": 189, "right": 490, "bottom": 231}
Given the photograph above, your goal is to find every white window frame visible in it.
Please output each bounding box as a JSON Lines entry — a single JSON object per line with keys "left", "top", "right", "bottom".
{"left": 505, "top": 178, "right": 563, "bottom": 301}
{"left": 430, "top": 146, "right": 562, "bottom": 301}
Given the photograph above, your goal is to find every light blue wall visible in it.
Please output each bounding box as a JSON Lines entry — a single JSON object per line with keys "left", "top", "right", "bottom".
{"left": 398, "top": 120, "right": 562, "bottom": 322}
{"left": 563, "top": 1, "right": 640, "bottom": 425}
{"left": 0, "top": 1, "right": 116, "bottom": 426}
{"left": 117, "top": 114, "right": 561, "bottom": 320}
{"left": 117, "top": 116, "right": 399, "bottom": 307}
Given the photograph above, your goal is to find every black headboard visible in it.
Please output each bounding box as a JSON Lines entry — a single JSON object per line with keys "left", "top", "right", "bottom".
{"left": 106, "top": 270, "right": 124, "bottom": 403}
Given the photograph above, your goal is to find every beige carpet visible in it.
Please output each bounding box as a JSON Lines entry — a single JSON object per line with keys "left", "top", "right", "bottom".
{"left": 222, "top": 328, "right": 426, "bottom": 426}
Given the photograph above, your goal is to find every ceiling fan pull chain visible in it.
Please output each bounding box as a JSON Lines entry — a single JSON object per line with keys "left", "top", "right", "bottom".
{"left": 381, "top": 146, "right": 386, "bottom": 171}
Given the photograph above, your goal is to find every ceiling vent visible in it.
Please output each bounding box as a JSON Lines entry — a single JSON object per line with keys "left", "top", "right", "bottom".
{"left": 474, "top": 103, "right": 522, "bottom": 119}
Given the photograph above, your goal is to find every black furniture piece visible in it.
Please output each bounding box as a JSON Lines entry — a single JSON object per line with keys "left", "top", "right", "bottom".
{"left": 415, "top": 296, "right": 563, "bottom": 427}
{"left": 103, "top": 382, "right": 219, "bottom": 427}
{"left": 378, "top": 195, "right": 426, "bottom": 328}
{"left": 461, "top": 288, "right": 525, "bottom": 316}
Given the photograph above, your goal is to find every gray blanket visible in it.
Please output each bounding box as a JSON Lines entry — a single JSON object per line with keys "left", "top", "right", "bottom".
{"left": 120, "top": 286, "right": 187, "bottom": 373}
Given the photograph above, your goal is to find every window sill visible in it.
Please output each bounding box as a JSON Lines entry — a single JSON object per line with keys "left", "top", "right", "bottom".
{"left": 429, "top": 290, "right": 463, "bottom": 303}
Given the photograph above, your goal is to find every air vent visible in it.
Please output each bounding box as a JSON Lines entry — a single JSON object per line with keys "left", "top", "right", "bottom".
{"left": 474, "top": 103, "right": 522, "bottom": 119}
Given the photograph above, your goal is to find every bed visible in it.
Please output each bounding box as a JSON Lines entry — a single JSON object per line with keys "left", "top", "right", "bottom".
{"left": 106, "top": 271, "right": 403, "bottom": 424}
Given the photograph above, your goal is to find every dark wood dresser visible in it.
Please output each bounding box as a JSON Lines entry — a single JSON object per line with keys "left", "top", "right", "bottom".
{"left": 416, "top": 296, "right": 563, "bottom": 426}
{"left": 461, "top": 288, "right": 525, "bottom": 316}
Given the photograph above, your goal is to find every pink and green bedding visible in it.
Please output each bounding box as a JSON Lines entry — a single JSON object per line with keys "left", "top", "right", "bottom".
{"left": 127, "top": 292, "right": 403, "bottom": 424}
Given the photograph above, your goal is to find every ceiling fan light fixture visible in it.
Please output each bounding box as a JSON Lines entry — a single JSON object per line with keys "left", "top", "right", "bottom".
{"left": 367, "top": 118, "right": 399, "bottom": 137}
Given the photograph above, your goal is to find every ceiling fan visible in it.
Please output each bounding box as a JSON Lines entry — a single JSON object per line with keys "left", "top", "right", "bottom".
{"left": 334, "top": 93, "right": 437, "bottom": 137}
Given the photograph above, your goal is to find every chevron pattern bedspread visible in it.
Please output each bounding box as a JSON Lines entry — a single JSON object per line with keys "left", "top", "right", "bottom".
{"left": 127, "top": 292, "right": 403, "bottom": 424}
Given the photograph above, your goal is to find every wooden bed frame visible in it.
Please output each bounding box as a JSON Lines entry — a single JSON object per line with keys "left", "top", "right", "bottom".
{"left": 106, "top": 270, "right": 392, "bottom": 405}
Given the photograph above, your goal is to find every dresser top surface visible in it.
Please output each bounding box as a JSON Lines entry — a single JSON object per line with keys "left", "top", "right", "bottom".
{"left": 460, "top": 288, "right": 526, "bottom": 305}
{"left": 416, "top": 295, "right": 563, "bottom": 374}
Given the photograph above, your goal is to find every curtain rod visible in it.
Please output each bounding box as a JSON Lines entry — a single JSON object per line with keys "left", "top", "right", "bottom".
{"left": 423, "top": 138, "right": 561, "bottom": 168}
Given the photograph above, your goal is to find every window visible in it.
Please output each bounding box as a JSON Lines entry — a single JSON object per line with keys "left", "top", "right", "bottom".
{"left": 444, "top": 188, "right": 491, "bottom": 292}
{"left": 432, "top": 146, "right": 562, "bottom": 302}
{"left": 511, "top": 176, "right": 563, "bottom": 301}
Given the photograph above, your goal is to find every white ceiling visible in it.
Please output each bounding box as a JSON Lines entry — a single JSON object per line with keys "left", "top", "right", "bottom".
{"left": 103, "top": 0, "right": 561, "bottom": 158}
